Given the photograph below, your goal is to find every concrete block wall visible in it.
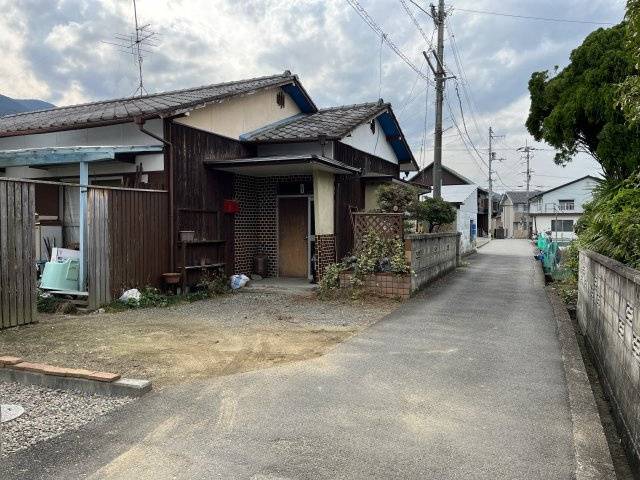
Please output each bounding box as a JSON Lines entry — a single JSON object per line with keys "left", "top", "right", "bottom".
{"left": 578, "top": 250, "right": 640, "bottom": 470}
{"left": 407, "top": 232, "right": 460, "bottom": 292}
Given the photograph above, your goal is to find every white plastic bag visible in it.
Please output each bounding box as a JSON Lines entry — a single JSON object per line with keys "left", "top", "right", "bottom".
{"left": 230, "top": 274, "right": 250, "bottom": 290}
{"left": 119, "top": 288, "right": 142, "bottom": 303}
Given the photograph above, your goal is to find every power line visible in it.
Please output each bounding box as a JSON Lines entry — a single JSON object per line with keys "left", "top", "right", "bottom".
{"left": 346, "top": 0, "right": 433, "bottom": 84}
{"left": 452, "top": 7, "right": 616, "bottom": 26}
{"left": 399, "top": 0, "right": 436, "bottom": 48}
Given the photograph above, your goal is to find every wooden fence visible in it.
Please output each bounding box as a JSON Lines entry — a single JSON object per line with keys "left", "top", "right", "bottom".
{"left": 0, "top": 179, "right": 36, "bottom": 329}
{"left": 87, "top": 187, "right": 169, "bottom": 309}
{"left": 352, "top": 212, "right": 404, "bottom": 252}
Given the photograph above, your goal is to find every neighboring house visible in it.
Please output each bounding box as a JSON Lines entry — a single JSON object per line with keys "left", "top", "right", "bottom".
{"left": 500, "top": 190, "right": 542, "bottom": 239}
{"left": 529, "top": 176, "right": 601, "bottom": 243}
{"left": 0, "top": 71, "right": 417, "bottom": 291}
{"left": 426, "top": 184, "right": 478, "bottom": 255}
{"left": 409, "top": 162, "right": 494, "bottom": 237}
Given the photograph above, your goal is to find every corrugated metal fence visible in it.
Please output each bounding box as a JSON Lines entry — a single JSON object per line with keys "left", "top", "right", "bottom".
{"left": 87, "top": 187, "right": 169, "bottom": 309}
{"left": 0, "top": 179, "right": 37, "bottom": 328}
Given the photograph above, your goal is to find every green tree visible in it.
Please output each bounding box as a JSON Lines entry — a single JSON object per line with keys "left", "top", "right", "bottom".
{"left": 375, "top": 183, "right": 418, "bottom": 213}
{"left": 411, "top": 197, "right": 456, "bottom": 233}
{"left": 525, "top": 23, "right": 640, "bottom": 180}
{"left": 619, "top": 0, "right": 640, "bottom": 124}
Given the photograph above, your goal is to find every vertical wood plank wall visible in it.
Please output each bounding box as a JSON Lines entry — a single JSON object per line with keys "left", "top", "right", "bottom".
{"left": 87, "top": 188, "right": 169, "bottom": 309}
{"left": 0, "top": 179, "right": 36, "bottom": 329}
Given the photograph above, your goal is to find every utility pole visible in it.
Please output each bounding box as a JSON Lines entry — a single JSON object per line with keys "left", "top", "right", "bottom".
{"left": 422, "top": 0, "right": 447, "bottom": 199}
{"left": 488, "top": 127, "right": 494, "bottom": 239}
{"left": 487, "top": 127, "right": 504, "bottom": 239}
{"left": 517, "top": 141, "right": 537, "bottom": 235}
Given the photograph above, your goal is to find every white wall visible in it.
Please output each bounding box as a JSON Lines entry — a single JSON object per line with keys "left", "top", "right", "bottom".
{"left": 174, "top": 87, "right": 301, "bottom": 139}
{"left": 456, "top": 189, "right": 478, "bottom": 254}
{"left": 0, "top": 119, "right": 164, "bottom": 150}
{"left": 533, "top": 214, "right": 582, "bottom": 241}
{"left": 313, "top": 169, "right": 334, "bottom": 235}
{"left": 531, "top": 177, "right": 599, "bottom": 214}
{"left": 340, "top": 117, "right": 398, "bottom": 164}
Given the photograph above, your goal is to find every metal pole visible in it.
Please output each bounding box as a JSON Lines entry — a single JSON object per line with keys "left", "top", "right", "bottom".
{"left": 79, "top": 161, "right": 88, "bottom": 292}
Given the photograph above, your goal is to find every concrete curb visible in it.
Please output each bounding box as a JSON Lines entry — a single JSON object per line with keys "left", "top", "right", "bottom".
{"left": 546, "top": 287, "right": 616, "bottom": 480}
{"left": 0, "top": 367, "right": 151, "bottom": 398}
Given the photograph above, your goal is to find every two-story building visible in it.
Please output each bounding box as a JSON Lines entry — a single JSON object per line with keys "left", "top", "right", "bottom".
{"left": 499, "top": 190, "right": 542, "bottom": 239}
{"left": 529, "top": 175, "right": 601, "bottom": 243}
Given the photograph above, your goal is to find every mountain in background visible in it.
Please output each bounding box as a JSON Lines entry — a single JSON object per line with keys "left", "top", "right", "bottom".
{"left": 0, "top": 94, "right": 55, "bottom": 116}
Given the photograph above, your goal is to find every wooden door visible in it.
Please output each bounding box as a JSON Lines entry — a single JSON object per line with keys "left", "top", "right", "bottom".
{"left": 278, "top": 197, "right": 308, "bottom": 277}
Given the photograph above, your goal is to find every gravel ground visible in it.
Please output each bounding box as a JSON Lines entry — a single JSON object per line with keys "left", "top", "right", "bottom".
{"left": 0, "top": 382, "right": 132, "bottom": 457}
{"left": 1, "top": 290, "right": 397, "bottom": 386}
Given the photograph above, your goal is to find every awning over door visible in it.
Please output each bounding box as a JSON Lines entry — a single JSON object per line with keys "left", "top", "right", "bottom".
{"left": 204, "top": 154, "right": 360, "bottom": 177}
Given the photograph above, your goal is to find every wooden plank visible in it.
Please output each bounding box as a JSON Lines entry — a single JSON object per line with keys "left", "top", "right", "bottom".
{"left": 7, "top": 182, "right": 18, "bottom": 327}
{"left": 29, "top": 184, "right": 37, "bottom": 323}
{"left": 0, "top": 181, "right": 7, "bottom": 328}
{"left": 20, "top": 182, "right": 31, "bottom": 325}
{"left": 101, "top": 189, "right": 110, "bottom": 305}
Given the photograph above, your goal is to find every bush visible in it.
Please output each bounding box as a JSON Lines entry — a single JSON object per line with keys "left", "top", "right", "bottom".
{"left": 37, "top": 292, "right": 63, "bottom": 313}
{"left": 376, "top": 183, "right": 418, "bottom": 213}
{"left": 576, "top": 171, "right": 640, "bottom": 269}
{"left": 411, "top": 197, "right": 457, "bottom": 233}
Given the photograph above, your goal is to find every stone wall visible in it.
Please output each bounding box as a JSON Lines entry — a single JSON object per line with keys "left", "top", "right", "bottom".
{"left": 406, "top": 232, "right": 460, "bottom": 292}
{"left": 578, "top": 250, "right": 640, "bottom": 471}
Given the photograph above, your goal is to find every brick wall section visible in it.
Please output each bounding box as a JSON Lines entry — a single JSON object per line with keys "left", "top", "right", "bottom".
{"left": 578, "top": 250, "right": 640, "bottom": 471}
{"left": 339, "top": 272, "right": 411, "bottom": 300}
{"left": 315, "top": 234, "right": 336, "bottom": 279}
{"left": 233, "top": 174, "right": 312, "bottom": 277}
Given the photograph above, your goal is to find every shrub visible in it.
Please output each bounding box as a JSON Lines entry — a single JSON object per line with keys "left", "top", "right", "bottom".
{"left": 576, "top": 171, "right": 640, "bottom": 269}
{"left": 376, "top": 183, "right": 418, "bottom": 213}
{"left": 37, "top": 291, "right": 63, "bottom": 313}
{"left": 411, "top": 197, "right": 457, "bottom": 233}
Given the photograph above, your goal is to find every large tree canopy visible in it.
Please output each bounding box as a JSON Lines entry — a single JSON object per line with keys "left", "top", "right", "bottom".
{"left": 526, "top": 24, "right": 640, "bottom": 180}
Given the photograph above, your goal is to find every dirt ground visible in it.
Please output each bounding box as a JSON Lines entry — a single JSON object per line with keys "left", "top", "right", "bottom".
{"left": 0, "top": 291, "right": 397, "bottom": 387}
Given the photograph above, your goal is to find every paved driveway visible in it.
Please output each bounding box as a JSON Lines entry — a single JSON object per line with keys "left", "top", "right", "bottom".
{"left": 5, "top": 239, "right": 574, "bottom": 479}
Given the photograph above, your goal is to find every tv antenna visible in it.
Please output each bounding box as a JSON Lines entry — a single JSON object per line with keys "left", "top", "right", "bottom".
{"left": 102, "top": 0, "right": 158, "bottom": 96}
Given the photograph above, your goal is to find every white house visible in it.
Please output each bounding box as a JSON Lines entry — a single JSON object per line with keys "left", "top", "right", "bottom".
{"left": 427, "top": 184, "right": 478, "bottom": 255}
{"left": 529, "top": 175, "right": 601, "bottom": 243}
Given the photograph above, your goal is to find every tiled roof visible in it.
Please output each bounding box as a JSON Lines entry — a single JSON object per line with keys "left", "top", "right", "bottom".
{"left": 505, "top": 190, "right": 542, "bottom": 204}
{"left": 0, "top": 73, "right": 305, "bottom": 138}
{"left": 243, "top": 102, "right": 388, "bottom": 142}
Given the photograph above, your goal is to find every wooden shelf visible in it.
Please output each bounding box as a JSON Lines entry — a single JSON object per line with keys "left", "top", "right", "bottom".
{"left": 178, "top": 240, "right": 226, "bottom": 246}
{"left": 183, "top": 263, "right": 225, "bottom": 271}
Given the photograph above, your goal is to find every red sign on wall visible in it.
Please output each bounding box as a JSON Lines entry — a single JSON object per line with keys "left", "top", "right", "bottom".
{"left": 223, "top": 199, "right": 240, "bottom": 214}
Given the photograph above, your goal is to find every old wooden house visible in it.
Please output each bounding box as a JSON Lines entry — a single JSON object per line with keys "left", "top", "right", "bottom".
{"left": 0, "top": 71, "right": 417, "bottom": 306}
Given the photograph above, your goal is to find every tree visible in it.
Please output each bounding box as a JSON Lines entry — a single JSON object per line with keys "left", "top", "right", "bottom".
{"left": 619, "top": 0, "right": 640, "bottom": 124}
{"left": 525, "top": 23, "right": 640, "bottom": 180}
{"left": 375, "top": 183, "right": 418, "bottom": 213}
{"left": 411, "top": 197, "right": 456, "bottom": 233}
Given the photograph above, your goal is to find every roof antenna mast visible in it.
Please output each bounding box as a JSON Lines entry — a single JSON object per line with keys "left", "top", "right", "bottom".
{"left": 102, "top": 0, "right": 157, "bottom": 97}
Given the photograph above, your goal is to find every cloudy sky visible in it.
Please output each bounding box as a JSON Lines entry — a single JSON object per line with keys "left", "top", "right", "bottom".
{"left": 0, "top": 0, "right": 627, "bottom": 191}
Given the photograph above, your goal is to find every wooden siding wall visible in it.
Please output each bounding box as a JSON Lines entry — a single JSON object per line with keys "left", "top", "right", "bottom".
{"left": 334, "top": 142, "right": 400, "bottom": 177}
{"left": 169, "top": 122, "right": 256, "bottom": 277}
{"left": 0, "top": 179, "right": 36, "bottom": 329}
{"left": 87, "top": 187, "right": 169, "bottom": 308}
{"left": 334, "top": 175, "right": 364, "bottom": 260}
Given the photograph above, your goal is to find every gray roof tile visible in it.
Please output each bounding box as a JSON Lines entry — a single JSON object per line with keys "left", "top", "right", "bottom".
{"left": 243, "top": 102, "right": 388, "bottom": 142}
{"left": 0, "top": 73, "right": 300, "bottom": 137}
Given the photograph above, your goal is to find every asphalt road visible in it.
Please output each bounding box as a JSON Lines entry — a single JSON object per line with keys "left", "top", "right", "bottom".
{"left": 4, "top": 239, "right": 575, "bottom": 479}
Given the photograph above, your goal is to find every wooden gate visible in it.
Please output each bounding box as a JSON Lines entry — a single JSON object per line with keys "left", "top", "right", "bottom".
{"left": 0, "top": 179, "right": 36, "bottom": 329}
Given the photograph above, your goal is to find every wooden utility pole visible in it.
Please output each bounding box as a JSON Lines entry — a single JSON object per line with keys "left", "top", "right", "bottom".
{"left": 423, "top": 0, "right": 446, "bottom": 199}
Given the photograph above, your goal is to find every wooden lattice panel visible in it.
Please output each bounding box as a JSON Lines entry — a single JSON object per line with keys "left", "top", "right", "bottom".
{"left": 352, "top": 213, "right": 404, "bottom": 252}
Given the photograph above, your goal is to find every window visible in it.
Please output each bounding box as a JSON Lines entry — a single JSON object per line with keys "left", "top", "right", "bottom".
{"left": 551, "top": 219, "right": 574, "bottom": 232}
{"left": 558, "top": 199, "right": 574, "bottom": 211}
{"left": 515, "top": 203, "right": 525, "bottom": 212}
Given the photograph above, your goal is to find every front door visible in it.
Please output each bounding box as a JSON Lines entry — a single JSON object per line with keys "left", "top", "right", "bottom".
{"left": 278, "top": 197, "right": 309, "bottom": 277}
